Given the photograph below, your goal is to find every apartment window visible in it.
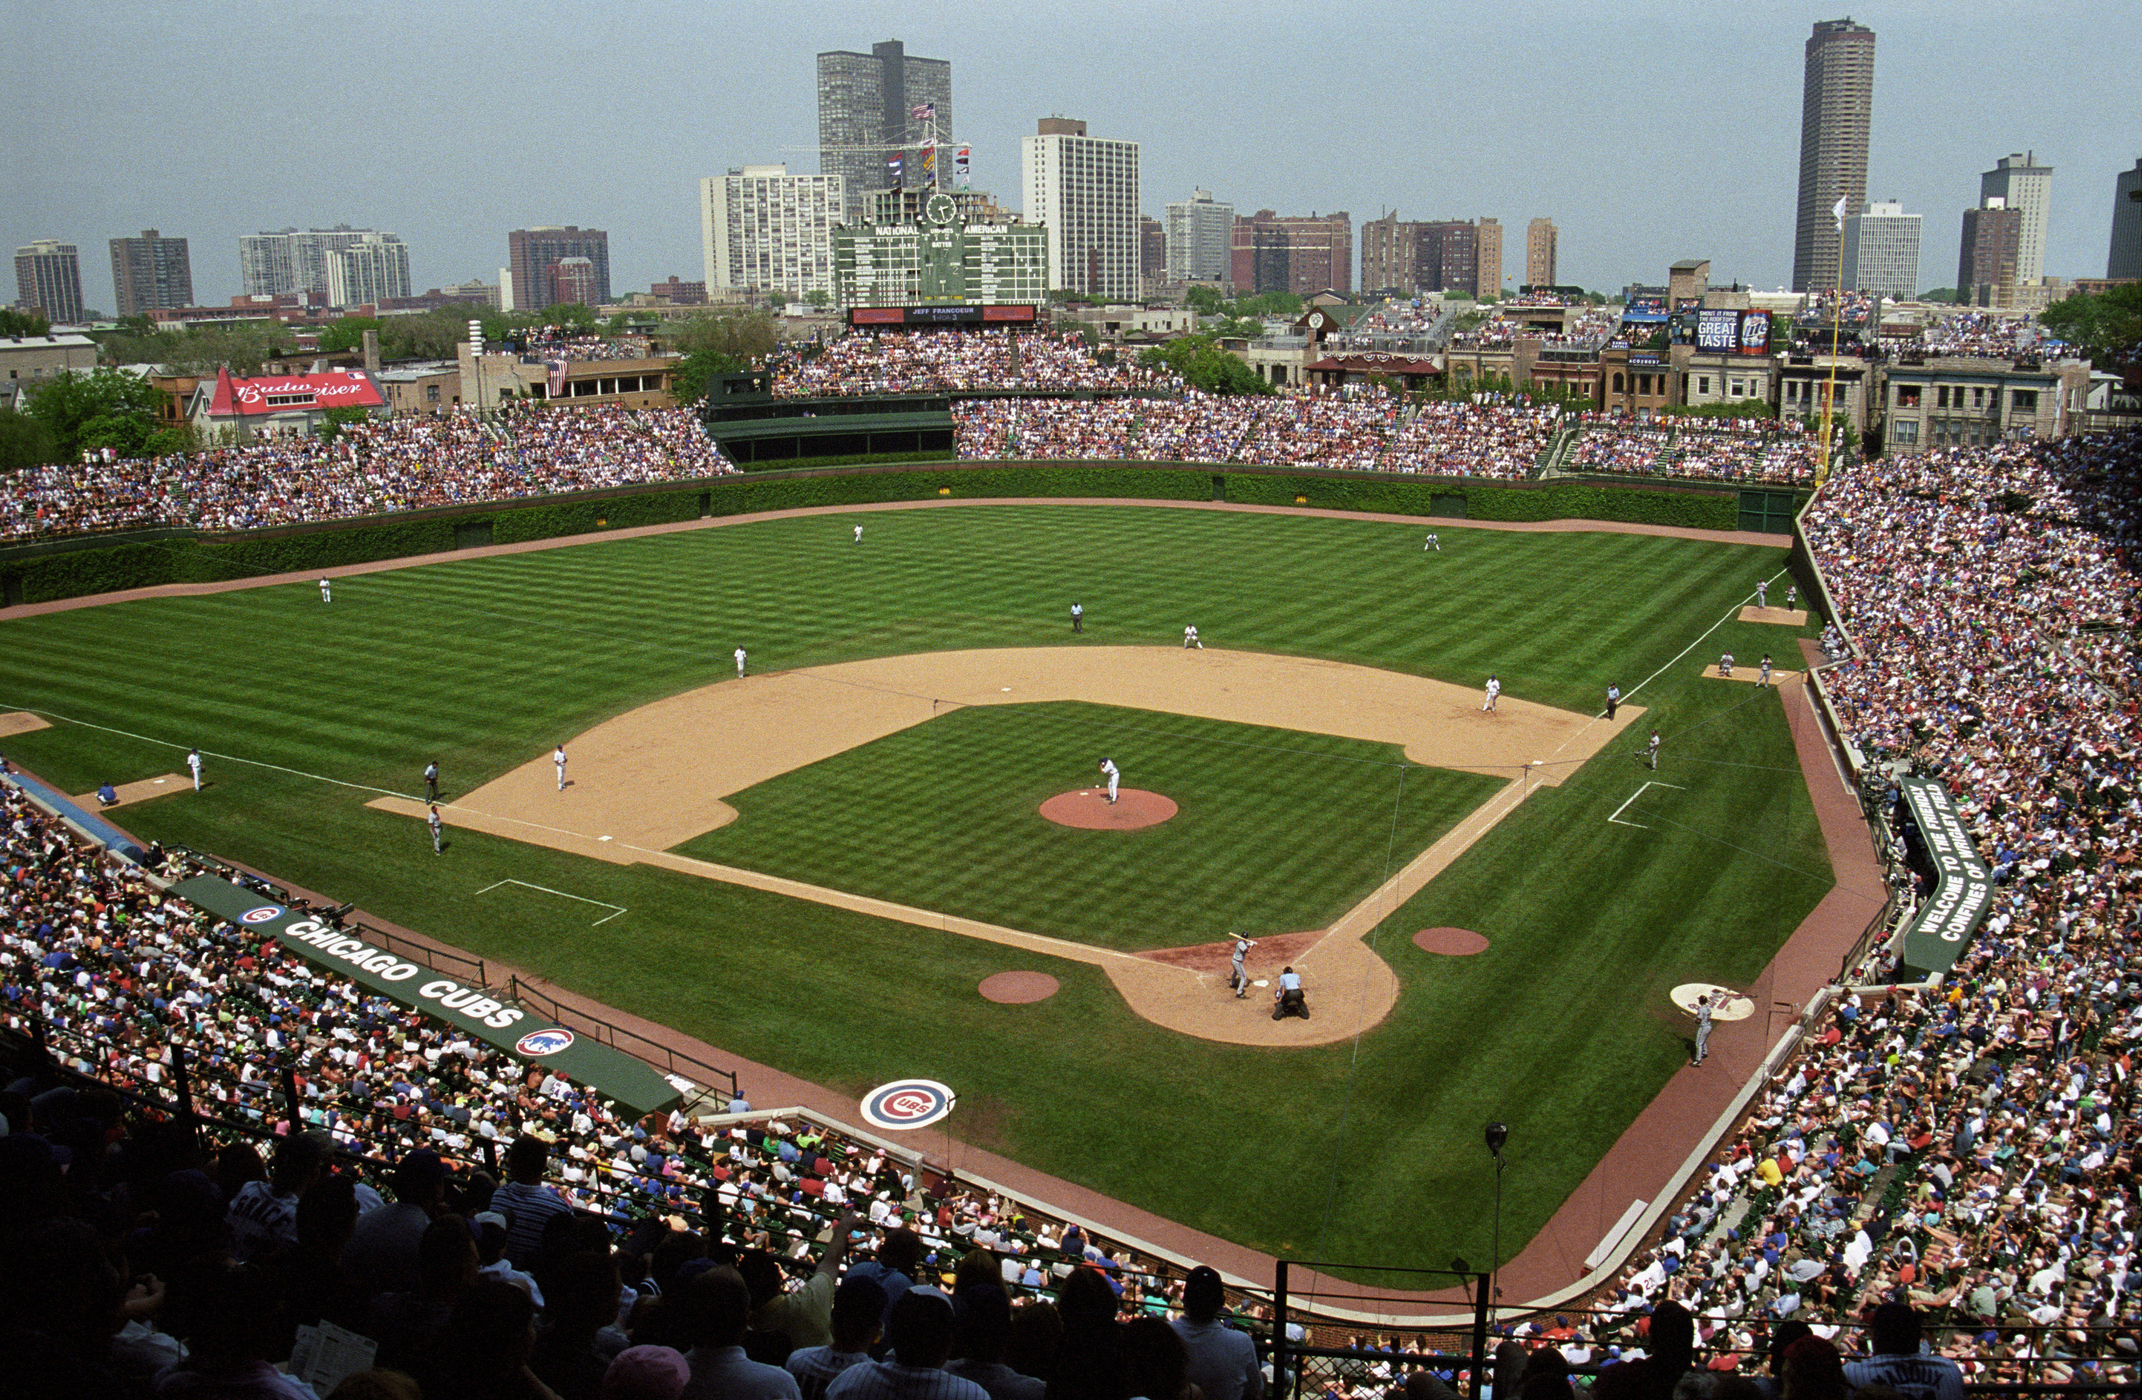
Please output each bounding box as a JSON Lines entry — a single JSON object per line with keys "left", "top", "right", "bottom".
{"left": 1698, "top": 376, "right": 1710, "bottom": 395}
{"left": 1972, "top": 386, "right": 1986, "bottom": 409}
{"left": 1890, "top": 419, "right": 1918, "bottom": 446}
{"left": 1730, "top": 380, "right": 1744, "bottom": 397}
{"left": 1897, "top": 385, "right": 1921, "bottom": 408}
{"left": 1936, "top": 386, "right": 1950, "bottom": 409}
{"left": 2012, "top": 389, "right": 2038, "bottom": 412}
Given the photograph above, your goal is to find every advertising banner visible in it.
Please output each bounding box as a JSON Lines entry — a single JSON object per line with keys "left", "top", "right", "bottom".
{"left": 173, "top": 877, "right": 682, "bottom": 1115}
{"left": 1696, "top": 308, "right": 1741, "bottom": 354}
{"left": 1736, "top": 310, "right": 1774, "bottom": 356}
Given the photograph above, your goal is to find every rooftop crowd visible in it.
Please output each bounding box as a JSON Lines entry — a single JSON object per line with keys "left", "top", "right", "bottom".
{"left": 0, "top": 404, "right": 735, "bottom": 542}
{"left": 1909, "top": 313, "right": 2066, "bottom": 362}
{"left": 523, "top": 332, "right": 658, "bottom": 364}
{"left": 768, "top": 330, "right": 1161, "bottom": 397}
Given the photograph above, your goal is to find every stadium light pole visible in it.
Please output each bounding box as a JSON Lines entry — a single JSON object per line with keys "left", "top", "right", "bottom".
{"left": 1484, "top": 1121, "right": 1509, "bottom": 1325}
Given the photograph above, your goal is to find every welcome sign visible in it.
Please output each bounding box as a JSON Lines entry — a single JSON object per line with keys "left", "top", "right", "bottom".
{"left": 1896, "top": 778, "right": 1995, "bottom": 981}
{"left": 174, "top": 876, "right": 681, "bottom": 1115}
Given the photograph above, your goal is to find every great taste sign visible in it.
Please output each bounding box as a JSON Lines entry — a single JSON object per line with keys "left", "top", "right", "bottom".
{"left": 1896, "top": 778, "right": 1995, "bottom": 981}
{"left": 174, "top": 876, "right": 680, "bottom": 1114}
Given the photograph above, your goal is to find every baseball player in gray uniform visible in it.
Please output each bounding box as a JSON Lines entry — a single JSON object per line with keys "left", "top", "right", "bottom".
{"left": 1229, "top": 935, "right": 1255, "bottom": 997}
{"left": 1098, "top": 757, "right": 1120, "bottom": 804}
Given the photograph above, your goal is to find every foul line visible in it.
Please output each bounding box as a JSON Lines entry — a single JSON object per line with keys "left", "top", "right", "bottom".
{"left": 476, "top": 877, "right": 627, "bottom": 926}
{"left": 1606, "top": 780, "right": 1684, "bottom": 830}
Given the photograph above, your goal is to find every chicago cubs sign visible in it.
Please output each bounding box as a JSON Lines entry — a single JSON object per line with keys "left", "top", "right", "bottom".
{"left": 860, "top": 1079, "right": 957, "bottom": 1131}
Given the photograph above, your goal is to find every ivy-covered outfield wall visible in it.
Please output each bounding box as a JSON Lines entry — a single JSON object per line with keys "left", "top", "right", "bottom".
{"left": 0, "top": 460, "right": 1783, "bottom": 605}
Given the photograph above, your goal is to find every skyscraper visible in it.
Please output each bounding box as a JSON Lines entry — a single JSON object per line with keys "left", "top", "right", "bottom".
{"left": 817, "top": 40, "right": 954, "bottom": 226}
{"left": 1021, "top": 118, "right": 1140, "bottom": 301}
{"left": 1979, "top": 153, "right": 2053, "bottom": 285}
{"left": 1476, "top": 218, "right": 1503, "bottom": 299}
{"left": 1840, "top": 200, "right": 1921, "bottom": 301}
{"left": 2111, "top": 158, "right": 2142, "bottom": 280}
{"left": 13, "top": 241, "right": 84, "bottom": 324}
{"left": 1229, "top": 210, "right": 1352, "bottom": 297}
{"left": 1165, "top": 189, "right": 1233, "bottom": 283}
{"left": 507, "top": 227, "right": 612, "bottom": 312}
{"left": 240, "top": 227, "right": 406, "bottom": 301}
{"left": 109, "top": 230, "right": 195, "bottom": 317}
{"left": 700, "top": 166, "right": 845, "bottom": 300}
{"left": 1791, "top": 17, "right": 1876, "bottom": 293}
{"left": 1526, "top": 218, "right": 1558, "bottom": 288}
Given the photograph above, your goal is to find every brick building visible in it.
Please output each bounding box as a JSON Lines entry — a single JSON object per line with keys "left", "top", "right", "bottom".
{"left": 1229, "top": 210, "right": 1351, "bottom": 297}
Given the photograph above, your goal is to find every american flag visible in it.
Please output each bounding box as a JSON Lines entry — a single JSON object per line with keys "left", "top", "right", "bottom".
{"left": 910, "top": 102, "right": 936, "bottom": 122}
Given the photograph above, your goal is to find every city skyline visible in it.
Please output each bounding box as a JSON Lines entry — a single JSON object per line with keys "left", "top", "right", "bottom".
{"left": 5, "top": 1, "right": 2135, "bottom": 318}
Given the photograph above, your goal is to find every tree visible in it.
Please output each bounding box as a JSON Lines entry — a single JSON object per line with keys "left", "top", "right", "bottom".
{"left": 670, "top": 350, "right": 754, "bottom": 407}
{"left": 158, "top": 324, "right": 287, "bottom": 377}
{"left": 1137, "top": 335, "right": 1268, "bottom": 395}
{"left": 315, "top": 405, "right": 372, "bottom": 443}
{"left": 21, "top": 368, "right": 187, "bottom": 461}
{"left": 318, "top": 316, "right": 384, "bottom": 355}
{"left": 0, "top": 407, "right": 59, "bottom": 469}
{"left": 545, "top": 303, "right": 598, "bottom": 332}
{"left": 1184, "top": 285, "right": 1229, "bottom": 317}
{"left": 804, "top": 289, "right": 832, "bottom": 309}
{"left": 2040, "top": 283, "right": 2142, "bottom": 369}
{"left": 0, "top": 308, "right": 52, "bottom": 337}
{"left": 766, "top": 291, "right": 789, "bottom": 311}
{"left": 1917, "top": 288, "right": 1961, "bottom": 304}
{"left": 665, "top": 309, "right": 778, "bottom": 363}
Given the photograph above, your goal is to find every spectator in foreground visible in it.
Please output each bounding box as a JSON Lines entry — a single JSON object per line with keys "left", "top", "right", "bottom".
{"left": 787, "top": 1274, "right": 886, "bottom": 1400}
{"left": 675, "top": 1265, "right": 801, "bottom": 1400}
{"left": 1841, "top": 1303, "right": 1966, "bottom": 1400}
{"left": 1168, "top": 1265, "right": 1262, "bottom": 1400}
{"left": 944, "top": 1283, "right": 1042, "bottom": 1400}
{"left": 825, "top": 1290, "right": 989, "bottom": 1400}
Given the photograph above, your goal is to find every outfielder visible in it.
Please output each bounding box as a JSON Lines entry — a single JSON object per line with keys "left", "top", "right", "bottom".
{"left": 553, "top": 745, "right": 568, "bottom": 791}
{"left": 1098, "top": 757, "right": 1120, "bottom": 804}
{"left": 318, "top": 576, "right": 332, "bottom": 604}
{"left": 1183, "top": 625, "right": 1202, "bottom": 650}
{"left": 1423, "top": 533, "right": 1440, "bottom": 551}
{"left": 853, "top": 522, "right": 863, "bottom": 544}
{"left": 734, "top": 646, "right": 747, "bottom": 679}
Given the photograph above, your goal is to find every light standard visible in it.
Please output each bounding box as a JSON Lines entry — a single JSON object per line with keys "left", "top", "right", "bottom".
{"left": 1485, "top": 1121, "right": 1509, "bottom": 1325}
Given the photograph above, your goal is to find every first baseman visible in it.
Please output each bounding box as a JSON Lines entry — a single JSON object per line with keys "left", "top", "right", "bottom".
{"left": 1098, "top": 757, "right": 1120, "bottom": 804}
{"left": 553, "top": 745, "right": 568, "bottom": 790}
{"left": 1756, "top": 579, "right": 1768, "bottom": 609}
{"left": 187, "top": 748, "right": 203, "bottom": 791}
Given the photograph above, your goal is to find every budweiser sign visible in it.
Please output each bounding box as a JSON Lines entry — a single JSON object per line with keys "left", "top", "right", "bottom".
{"left": 209, "top": 370, "right": 385, "bottom": 416}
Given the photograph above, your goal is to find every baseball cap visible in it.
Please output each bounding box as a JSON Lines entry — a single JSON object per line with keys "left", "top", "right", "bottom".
{"left": 600, "top": 1345, "right": 690, "bottom": 1400}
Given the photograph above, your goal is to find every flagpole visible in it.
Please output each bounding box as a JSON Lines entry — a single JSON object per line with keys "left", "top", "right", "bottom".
{"left": 1818, "top": 197, "right": 1845, "bottom": 488}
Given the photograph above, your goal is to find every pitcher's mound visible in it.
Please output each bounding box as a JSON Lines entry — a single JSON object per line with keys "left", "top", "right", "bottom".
{"left": 1039, "top": 788, "right": 1178, "bottom": 829}
{"left": 1414, "top": 927, "right": 1490, "bottom": 956}
{"left": 979, "top": 971, "right": 1060, "bottom": 1004}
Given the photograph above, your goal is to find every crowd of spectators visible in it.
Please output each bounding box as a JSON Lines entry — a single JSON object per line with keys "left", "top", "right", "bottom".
{"left": 523, "top": 332, "right": 657, "bottom": 364}
{"left": 0, "top": 404, "right": 735, "bottom": 542}
{"left": 954, "top": 392, "right": 1556, "bottom": 477}
{"left": 1910, "top": 313, "right": 2066, "bottom": 362}
{"left": 1585, "top": 427, "right": 2142, "bottom": 1384}
{"left": 769, "top": 330, "right": 1159, "bottom": 397}
{"left": 1568, "top": 413, "right": 1820, "bottom": 484}
{"left": 1452, "top": 308, "right": 1619, "bottom": 352}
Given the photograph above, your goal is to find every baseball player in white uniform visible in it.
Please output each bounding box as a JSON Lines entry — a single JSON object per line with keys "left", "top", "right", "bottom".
{"left": 1183, "top": 625, "right": 1202, "bottom": 650}
{"left": 187, "top": 748, "right": 203, "bottom": 791}
{"left": 1759, "top": 654, "right": 1773, "bottom": 686}
{"left": 734, "top": 647, "right": 747, "bottom": 679}
{"left": 1647, "top": 730, "right": 1661, "bottom": 770}
{"left": 1423, "top": 533, "right": 1440, "bottom": 551}
{"left": 553, "top": 745, "right": 568, "bottom": 790}
{"left": 318, "top": 576, "right": 332, "bottom": 603}
{"left": 428, "top": 804, "right": 444, "bottom": 855}
{"left": 1756, "top": 579, "right": 1768, "bottom": 609}
{"left": 1482, "top": 676, "right": 1500, "bottom": 712}
{"left": 1786, "top": 585, "right": 1798, "bottom": 608}
{"left": 1719, "top": 652, "right": 1735, "bottom": 678}
{"left": 1098, "top": 757, "right": 1120, "bottom": 804}
{"left": 854, "top": 523, "right": 863, "bottom": 544}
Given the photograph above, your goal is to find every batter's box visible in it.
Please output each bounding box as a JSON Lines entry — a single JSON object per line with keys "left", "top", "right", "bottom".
{"left": 1608, "top": 780, "right": 1685, "bottom": 830}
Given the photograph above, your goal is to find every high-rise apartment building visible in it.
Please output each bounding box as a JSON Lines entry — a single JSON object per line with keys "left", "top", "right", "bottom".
{"left": 2111, "top": 158, "right": 2142, "bottom": 280}
{"left": 1165, "top": 189, "right": 1234, "bottom": 283}
{"left": 1229, "top": 210, "right": 1352, "bottom": 297}
{"left": 700, "top": 166, "right": 845, "bottom": 300}
{"left": 1791, "top": 17, "right": 1877, "bottom": 292}
{"left": 1021, "top": 118, "right": 1141, "bottom": 301}
{"left": 1840, "top": 200, "right": 1921, "bottom": 301}
{"left": 1526, "top": 218, "right": 1558, "bottom": 288}
{"left": 240, "top": 227, "right": 405, "bottom": 301}
{"left": 1957, "top": 200, "right": 2023, "bottom": 308}
{"left": 1140, "top": 218, "right": 1166, "bottom": 286}
{"left": 817, "top": 40, "right": 954, "bottom": 226}
{"left": 507, "top": 226, "right": 611, "bottom": 312}
{"left": 1476, "top": 218, "right": 1503, "bottom": 299}
{"left": 323, "top": 233, "right": 413, "bottom": 308}
{"left": 14, "top": 240, "right": 85, "bottom": 323}
{"left": 1979, "top": 153, "right": 2053, "bottom": 285}
{"left": 109, "top": 230, "right": 194, "bottom": 317}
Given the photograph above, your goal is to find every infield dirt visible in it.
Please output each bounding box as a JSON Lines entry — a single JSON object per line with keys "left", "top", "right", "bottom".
{"left": 369, "top": 646, "right": 1643, "bottom": 1046}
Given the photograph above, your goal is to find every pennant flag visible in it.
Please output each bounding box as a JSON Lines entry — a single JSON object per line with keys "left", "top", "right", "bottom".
{"left": 923, "top": 146, "right": 936, "bottom": 176}
{"left": 955, "top": 146, "right": 970, "bottom": 189}
{"left": 1832, "top": 195, "right": 1849, "bottom": 227}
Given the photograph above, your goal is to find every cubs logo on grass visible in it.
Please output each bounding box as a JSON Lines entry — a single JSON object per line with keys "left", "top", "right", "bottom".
{"left": 860, "top": 1079, "right": 956, "bottom": 1131}
{"left": 516, "top": 1028, "right": 576, "bottom": 1057}
{"left": 240, "top": 904, "right": 285, "bottom": 924}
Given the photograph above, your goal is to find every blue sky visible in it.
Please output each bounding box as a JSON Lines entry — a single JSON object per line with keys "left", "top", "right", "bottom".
{"left": 8, "top": 0, "right": 2135, "bottom": 313}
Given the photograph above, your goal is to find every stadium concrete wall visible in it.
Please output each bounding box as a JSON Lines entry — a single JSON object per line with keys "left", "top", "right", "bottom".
{"left": 0, "top": 461, "right": 1789, "bottom": 606}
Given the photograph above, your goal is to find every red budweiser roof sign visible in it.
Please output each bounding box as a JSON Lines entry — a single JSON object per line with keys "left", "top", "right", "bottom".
{"left": 206, "top": 367, "right": 384, "bottom": 416}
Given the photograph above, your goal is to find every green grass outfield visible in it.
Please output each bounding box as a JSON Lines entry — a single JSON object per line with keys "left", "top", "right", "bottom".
{"left": 676, "top": 701, "right": 1507, "bottom": 948}
{"left": 0, "top": 504, "right": 1831, "bottom": 1273}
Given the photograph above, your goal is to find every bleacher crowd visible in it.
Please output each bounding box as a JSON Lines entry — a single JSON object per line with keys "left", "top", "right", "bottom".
{"left": 953, "top": 393, "right": 1556, "bottom": 478}
{"left": 0, "top": 405, "right": 734, "bottom": 542}
{"left": 1568, "top": 412, "right": 1820, "bottom": 484}
{"left": 769, "top": 330, "right": 1159, "bottom": 397}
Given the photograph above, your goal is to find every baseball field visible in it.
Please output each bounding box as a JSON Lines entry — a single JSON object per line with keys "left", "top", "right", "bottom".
{"left": 0, "top": 499, "right": 1833, "bottom": 1275}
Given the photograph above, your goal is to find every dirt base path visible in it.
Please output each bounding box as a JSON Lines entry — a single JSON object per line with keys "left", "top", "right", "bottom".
{"left": 369, "top": 646, "right": 1642, "bottom": 1046}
